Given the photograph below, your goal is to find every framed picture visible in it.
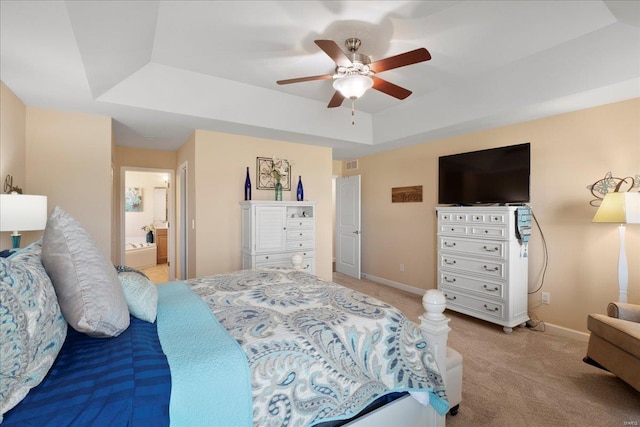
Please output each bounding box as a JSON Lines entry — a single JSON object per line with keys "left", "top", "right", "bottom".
{"left": 256, "top": 157, "right": 291, "bottom": 190}
{"left": 125, "top": 187, "right": 143, "bottom": 212}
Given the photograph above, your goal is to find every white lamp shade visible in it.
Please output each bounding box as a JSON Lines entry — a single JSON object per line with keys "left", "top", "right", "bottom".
{"left": 333, "top": 74, "right": 374, "bottom": 99}
{"left": 593, "top": 192, "right": 640, "bottom": 224}
{"left": 0, "top": 194, "right": 48, "bottom": 232}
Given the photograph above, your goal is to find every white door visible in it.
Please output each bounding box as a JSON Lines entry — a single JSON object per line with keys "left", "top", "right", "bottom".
{"left": 336, "top": 175, "right": 361, "bottom": 279}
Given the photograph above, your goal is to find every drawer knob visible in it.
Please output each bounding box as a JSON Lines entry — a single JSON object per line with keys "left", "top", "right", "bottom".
{"left": 484, "top": 304, "right": 499, "bottom": 312}
{"left": 484, "top": 230, "right": 489, "bottom": 233}
{"left": 445, "top": 294, "right": 457, "bottom": 301}
{"left": 482, "top": 245, "right": 499, "bottom": 252}
{"left": 444, "top": 277, "right": 456, "bottom": 283}
{"left": 444, "top": 242, "right": 456, "bottom": 247}
{"left": 483, "top": 265, "right": 499, "bottom": 272}
{"left": 444, "top": 259, "right": 457, "bottom": 265}
{"left": 265, "top": 256, "right": 269, "bottom": 259}
{"left": 483, "top": 284, "right": 499, "bottom": 292}
{"left": 450, "top": 228, "right": 455, "bottom": 231}
{"left": 299, "top": 233, "right": 303, "bottom": 236}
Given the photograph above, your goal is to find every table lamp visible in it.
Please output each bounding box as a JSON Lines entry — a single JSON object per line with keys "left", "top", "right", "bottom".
{"left": 593, "top": 191, "right": 640, "bottom": 303}
{"left": 0, "top": 194, "right": 48, "bottom": 249}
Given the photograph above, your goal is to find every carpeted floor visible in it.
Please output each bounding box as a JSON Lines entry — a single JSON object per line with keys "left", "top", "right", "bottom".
{"left": 332, "top": 272, "right": 640, "bottom": 427}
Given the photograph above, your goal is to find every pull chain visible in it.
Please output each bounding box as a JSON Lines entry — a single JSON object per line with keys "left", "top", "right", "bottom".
{"left": 351, "top": 99, "right": 355, "bottom": 125}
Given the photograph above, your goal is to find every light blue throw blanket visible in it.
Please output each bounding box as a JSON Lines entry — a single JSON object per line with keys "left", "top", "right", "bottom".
{"left": 156, "top": 282, "right": 253, "bottom": 426}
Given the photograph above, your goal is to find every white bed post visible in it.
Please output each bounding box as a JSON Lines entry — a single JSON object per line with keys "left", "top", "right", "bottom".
{"left": 419, "top": 289, "right": 450, "bottom": 427}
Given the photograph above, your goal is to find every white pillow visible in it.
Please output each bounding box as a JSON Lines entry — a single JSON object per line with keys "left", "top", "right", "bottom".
{"left": 41, "top": 206, "right": 129, "bottom": 338}
{"left": 117, "top": 271, "right": 158, "bottom": 323}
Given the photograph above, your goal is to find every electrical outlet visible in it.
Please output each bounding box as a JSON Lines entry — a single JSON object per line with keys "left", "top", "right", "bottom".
{"left": 541, "top": 292, "right": 550, "bottom": 305}
{"left": 400, "top": 264, "right": 405, "bottom": 272}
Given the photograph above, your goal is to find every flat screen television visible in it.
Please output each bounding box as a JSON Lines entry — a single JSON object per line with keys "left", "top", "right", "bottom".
{"left": 438, "top": 143, "right": 530, "bottom": 205}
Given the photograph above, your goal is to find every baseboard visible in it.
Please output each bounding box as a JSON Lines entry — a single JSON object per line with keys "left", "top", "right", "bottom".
{"left": 361, "top": 272, "right": 590, "bottom": 342}
{"left": 541, "top": 322, "right": 590, "bottom": 342}
{"left": 361, "top": 273, "right": 426, "bottom": 296}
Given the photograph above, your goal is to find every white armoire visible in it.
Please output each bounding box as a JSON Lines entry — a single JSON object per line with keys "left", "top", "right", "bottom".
{"left": 241, "top": 201, "right": 316, "bottom": 274}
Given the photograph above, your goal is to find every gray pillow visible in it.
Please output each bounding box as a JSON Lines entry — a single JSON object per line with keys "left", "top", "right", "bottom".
{"left": 0, "top": 240, "right": 67, "bottom": 415}
{"left": 42, "top": 206, "right": 129, "bottom": 338}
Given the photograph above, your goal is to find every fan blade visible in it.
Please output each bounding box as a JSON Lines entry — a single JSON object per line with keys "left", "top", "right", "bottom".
{"left": 369, "top": 48, "right": 431, "bottom": 73}
{"left": 277, "top": 74, "right": 333, "bottom": 85}
{"left": 315, "top": 40, "right": 352, "bottom": 67}
{"left": 327, "top": 91, "right": 345, "bottom": 108}
{"left": 372, "top": 77, "right": 412, "bottom": 100}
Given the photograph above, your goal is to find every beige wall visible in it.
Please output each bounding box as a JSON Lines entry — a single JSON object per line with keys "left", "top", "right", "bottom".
{"left": 191, "top": 130, "right": 334, "bottom": 280}
{"left": 0, "top": 83, "right": 27, "bottom": 248}
{"left": 4, "top": 78, "right": 638, "bottom": 333}
{"left": 343, "top": 98, "right": 640, "bottom": 332}
{"left": 25, "top": 107, "right": 113, "bottom": 257}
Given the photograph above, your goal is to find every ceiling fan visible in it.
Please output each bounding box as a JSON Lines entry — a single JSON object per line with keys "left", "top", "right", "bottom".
{"left": 277, "top": 38, "right": 431, "bottom": 114}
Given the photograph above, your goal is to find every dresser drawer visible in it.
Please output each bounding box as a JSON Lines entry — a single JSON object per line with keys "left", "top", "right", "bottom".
{"left": 439, "top": 236, "right": 506, "bottom": 259}
{"left": 286, "top": 229, "right": 314, "bottom": 241}
{"left": 256, "top": 257, "right": 314, "bottom": 272}
{"left": 439, "top": 224, "right": 468, "bottom": 235}
{"left": 439, "top": 254, "right": 505, "bottom": 279}
{"left": 254, "top": 251, "right": 313, "bottom": 263}
{"left": 286, "top": 240, "right": 314, "bottom": 251}
{"left": 287, "top": 218, "right": 314, "bottom": 229}
{"left": 439, "top": 271, "right": 504, "bottom": 299}
{"left": 440, "top": 287, "right": 505, "bottom": 320}
{"left": 469, "top": 226, "right": 506, "bottom": 238}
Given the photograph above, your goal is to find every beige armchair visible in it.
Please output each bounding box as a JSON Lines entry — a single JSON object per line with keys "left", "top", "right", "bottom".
{"left": 584, "top": 302, "right": 640, "bottom": 391}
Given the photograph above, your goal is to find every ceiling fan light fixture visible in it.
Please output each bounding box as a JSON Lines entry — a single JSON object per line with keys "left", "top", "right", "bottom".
{"left": 333, "top": 74, "right": 373, "bottom": 100}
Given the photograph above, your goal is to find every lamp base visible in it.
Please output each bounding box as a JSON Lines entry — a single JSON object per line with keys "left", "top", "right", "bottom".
{"left": 11, "top": 233, "right": 22, "bottom": 249}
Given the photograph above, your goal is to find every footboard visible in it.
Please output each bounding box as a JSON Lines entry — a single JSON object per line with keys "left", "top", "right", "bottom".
{"left": 343, "top": 289, "right": 450, "bottom": 427}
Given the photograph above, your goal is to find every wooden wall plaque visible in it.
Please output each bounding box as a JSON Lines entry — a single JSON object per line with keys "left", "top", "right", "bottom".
{"left": 392, "top": 186, "right": 423, "bottom": 203}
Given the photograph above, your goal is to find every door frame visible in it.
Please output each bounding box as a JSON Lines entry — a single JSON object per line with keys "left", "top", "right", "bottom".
{"left": 120, "top": 166, "right": 175, "bottom": 281}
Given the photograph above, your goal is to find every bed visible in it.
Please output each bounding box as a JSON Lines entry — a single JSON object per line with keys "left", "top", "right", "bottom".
{"left": 1, "top": 207, "right": 451, "bottom": 426}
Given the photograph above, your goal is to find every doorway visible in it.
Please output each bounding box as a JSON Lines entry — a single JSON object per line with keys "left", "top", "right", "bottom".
{"left": 121, "top": 167, "right": 175, "bottom": 283}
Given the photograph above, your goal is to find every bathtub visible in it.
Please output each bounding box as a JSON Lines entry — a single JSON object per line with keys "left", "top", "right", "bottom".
{"left": 125, "top": 237, "right": 157, "bottom": 269}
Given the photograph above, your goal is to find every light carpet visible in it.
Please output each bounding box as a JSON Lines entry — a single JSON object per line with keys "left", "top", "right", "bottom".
{"left": 332, "top": 272, "right": 639, "bottom": 427}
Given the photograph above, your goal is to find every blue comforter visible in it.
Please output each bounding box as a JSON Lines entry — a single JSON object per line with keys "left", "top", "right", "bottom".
{"left": 2, "top": 316, "right": 171, "bottom": 426}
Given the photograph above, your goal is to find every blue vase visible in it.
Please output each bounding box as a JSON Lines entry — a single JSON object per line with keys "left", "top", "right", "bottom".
{"left": 296, "top": 176, "right": 304, "bottom": 201}
{"left": 244, "top": 167, "right": 252, "bottom": 200}
{"left": 146, "top": 231, "right": 154, "bottom": 244}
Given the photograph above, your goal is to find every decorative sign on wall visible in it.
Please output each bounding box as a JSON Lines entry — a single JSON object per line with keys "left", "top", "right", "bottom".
{"left": 392, "top": 186, "right": 423, "bottom": 203}
{"left": 125, "top": 187, "right": 143, "bottom": 212}
{"left": 257, "top": 157, "right": 291, "bottom": 190}
{"left": 587, "top": 172, "right": 640, "bottom": 206}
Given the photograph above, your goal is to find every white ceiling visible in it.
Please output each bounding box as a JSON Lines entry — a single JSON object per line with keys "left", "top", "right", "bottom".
{"left": 1, "top": 1, "right": 638, "bottom": 159}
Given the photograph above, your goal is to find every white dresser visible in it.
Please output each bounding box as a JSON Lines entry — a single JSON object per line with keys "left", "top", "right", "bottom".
{"left": 241, "top": 201, "right": 316, "bottom": 274}
{"left": 436, "top": 206, "right": 529, "bottom": 333}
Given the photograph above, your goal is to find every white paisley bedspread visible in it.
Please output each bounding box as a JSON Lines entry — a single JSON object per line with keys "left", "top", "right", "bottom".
{"left": 186, "top": 268, "right": 449, "bottom": 427}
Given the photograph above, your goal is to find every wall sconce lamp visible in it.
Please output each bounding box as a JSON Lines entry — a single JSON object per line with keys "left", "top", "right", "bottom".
{"left": 592, "top": 191, "right": 640, "bottom": 302}
{"left": 0, "top": 194, "right": 48, "bottom": 248}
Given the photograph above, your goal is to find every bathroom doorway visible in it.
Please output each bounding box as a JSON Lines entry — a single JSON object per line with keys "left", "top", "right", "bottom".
{"left": 121, "top": 167, "right": 175, "bottom": 283}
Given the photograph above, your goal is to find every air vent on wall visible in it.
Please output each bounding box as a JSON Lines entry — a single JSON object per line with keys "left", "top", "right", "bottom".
{"left": 346, "top": 160, "right": 359, "bottom": 171}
